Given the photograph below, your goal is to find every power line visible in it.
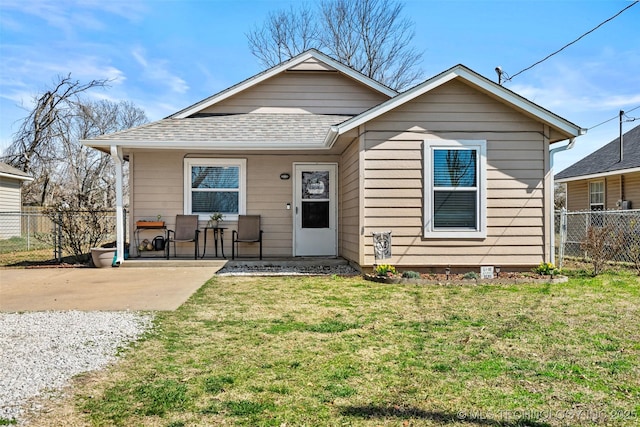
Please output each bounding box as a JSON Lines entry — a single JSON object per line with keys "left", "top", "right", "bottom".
{"left": 589, "top": 105, "right": 640, "bottom": 130}
{"left": 503, "top": 1, "right": 638, "bottom": 83}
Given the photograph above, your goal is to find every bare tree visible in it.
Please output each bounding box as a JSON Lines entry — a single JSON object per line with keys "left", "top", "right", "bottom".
{"left": 247, "top": 4, "right": 321, "bottom": 67}
{"left": 246, "top": 0, "right": 423, "bottom": 90}
{"left": 3, "top": 75, "right": 109, "bottom": 205}
{"left": 2, "top": 75, "right": 147, "bottom": 208}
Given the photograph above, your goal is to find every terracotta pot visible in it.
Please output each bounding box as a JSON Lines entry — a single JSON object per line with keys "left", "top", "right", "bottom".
{"left": 91, "top": 248, "right": 116, "bottom": 268}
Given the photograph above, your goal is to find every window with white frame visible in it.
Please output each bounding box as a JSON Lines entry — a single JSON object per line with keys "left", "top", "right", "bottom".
{"left": 589, "top": 181, "right": 604, "bottom": 211}
{"left": 424, "top": 140, "right": 487, "bottom": 238}
{"left": 589, "top": 180, "right": 604, "bottom": 227}
{"left": 184, "top": 158, "right": 246, "bottom": 220}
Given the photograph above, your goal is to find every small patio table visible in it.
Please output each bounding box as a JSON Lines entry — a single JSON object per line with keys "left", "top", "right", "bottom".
{"left": 201, "top": 226, "right": 227, "bottom": 258}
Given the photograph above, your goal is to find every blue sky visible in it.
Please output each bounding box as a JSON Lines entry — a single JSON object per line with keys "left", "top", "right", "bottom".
{"left": 1, "top": 0, "right": 638, "bottom": 173}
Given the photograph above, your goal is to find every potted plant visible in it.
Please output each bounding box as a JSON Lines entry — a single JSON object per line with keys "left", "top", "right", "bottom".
{"left": 208, "top": 212, "right": 224, "bottom": 227}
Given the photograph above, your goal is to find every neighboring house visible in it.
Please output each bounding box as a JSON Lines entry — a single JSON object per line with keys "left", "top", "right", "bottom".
{"left": 556, "top": 124, "right": 640, "bottom": 212}
{"left": 84, "top": 50, "right": 584, "bottom": 270}
{"left": 0, "top": 162, "right": 33, "bottom": 239}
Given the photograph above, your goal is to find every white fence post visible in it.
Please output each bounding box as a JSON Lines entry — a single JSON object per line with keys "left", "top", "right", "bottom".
{"left": 558, "top": 208, "right": 566, "bottom": 269}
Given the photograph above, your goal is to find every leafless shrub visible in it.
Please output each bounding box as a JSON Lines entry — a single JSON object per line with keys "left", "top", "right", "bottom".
{"left": 580, "top": 225, "right": 624, "bottom": 276}
{"left": 45, "top": 199, "right": 115, "bottom": 263}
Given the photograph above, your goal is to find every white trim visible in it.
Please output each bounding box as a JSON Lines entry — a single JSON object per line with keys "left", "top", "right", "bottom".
{"left": 0, "top": 172, "right": 33, "bottom": 182}
{"left": 556, "top": 166, "right": 640, "bottom": 183}
{"left": 173, "top": 50, "right": 396, "bottom": 119}
{"left": 423, "top": 139, "right": 487, "bottom": 238}
{"left": 334, "top": 65, "right": 585, "bottom": 142}
{"left": 110, "top": 146, "right": 125, "bottom": 265}
{"left": 183, "top": 158, "right": 247, "bottom": 221}
{"left": 292, "top": 162, "right": 338, "bottom": 256}
{"left": 85, "top": 140, "right": 334, "bottom": 151}
{"left": 589, "top": 180, "right": 605, "bottom": 210}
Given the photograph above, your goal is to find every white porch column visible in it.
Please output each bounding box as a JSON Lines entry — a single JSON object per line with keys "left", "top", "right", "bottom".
{"left": 110, "top": 145, "right": 125, "bottom": 265}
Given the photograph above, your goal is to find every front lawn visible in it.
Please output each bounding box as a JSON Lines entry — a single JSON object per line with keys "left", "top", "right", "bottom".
{"left": 31, "top": 272, "right": 640, "bottom": 426}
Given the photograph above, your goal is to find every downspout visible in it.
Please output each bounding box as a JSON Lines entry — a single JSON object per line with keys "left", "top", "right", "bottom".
{"left": 110, "top": 145, "right": 125, "bottom": 266}
{"left": 549, "top": 137, "right": 577, "bottom": 263}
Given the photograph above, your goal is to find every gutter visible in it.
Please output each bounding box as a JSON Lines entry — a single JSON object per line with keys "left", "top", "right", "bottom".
{"left": 549, "top": 136, "right": 579, "bottom": 264}
{"left": 110, "top": 146, "right": 125, "bottom": 266}
{"left": 322, "top": 126, "right": 340, "bottom": 148}
{"left": 0, "top": 172, "right": 34, "bottom": 182}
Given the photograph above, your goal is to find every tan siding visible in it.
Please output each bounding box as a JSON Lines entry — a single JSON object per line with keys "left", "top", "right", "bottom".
{"left": 361, "top": 79, "right": 548, "bottom": 268}
{"left": 565, "top": 172, "right": 640, "bottom": 211}
{"left": 623, "top": 172, "right": 640, "bottom": 208}
{"left": 200, "top": 72, "right": 389, "bottom": 115}
{"left": 566, "top": 181, "right": 588, "bottom": 211}
{"left": 606, "top": 176, "right": 621, "bottom": 209}
{"left": 131, "top": 151, "right": 340, "bottom": 258}
{"left": 339, "top": 137, "right": 360, "bottom": 262}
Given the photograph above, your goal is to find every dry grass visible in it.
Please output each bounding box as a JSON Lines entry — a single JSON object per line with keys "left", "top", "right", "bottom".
{"left": 22, "top": 272, "right": 640, "bottom": 426}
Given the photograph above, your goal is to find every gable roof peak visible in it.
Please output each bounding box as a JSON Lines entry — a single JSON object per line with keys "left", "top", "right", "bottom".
{"left": 172, "top": 49, "right": 397, "bottom": 119}
{"left": 330, "top": 63, "right": 585, "bottom": 142}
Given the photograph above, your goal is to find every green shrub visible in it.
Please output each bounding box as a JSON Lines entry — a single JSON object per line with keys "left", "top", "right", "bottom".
{"left": 463, "top": 271, "right": 479, "bottom": 280}
{"left": 401, "top": 271, "right": 421, "bottom": 279}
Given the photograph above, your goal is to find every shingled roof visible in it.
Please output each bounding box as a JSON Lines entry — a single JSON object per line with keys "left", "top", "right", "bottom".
{"left": 556, "top": 124, "right": 640, "bottom": 181}
{"left": 0, "top": 162, "right": 33, "bottom": 181}
{"left": 87, "top": 113, "right": 353, "bottom": 149}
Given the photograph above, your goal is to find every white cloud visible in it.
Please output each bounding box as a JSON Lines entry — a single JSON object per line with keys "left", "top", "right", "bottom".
{"left": 130, "top": 47, "right": 189, "bottom": 94}
{"left": 0, "top": 0, "right": 147, "bottom": 36}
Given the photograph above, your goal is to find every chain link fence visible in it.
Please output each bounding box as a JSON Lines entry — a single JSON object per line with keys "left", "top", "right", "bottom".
{"left": 0, "top": 208, "right": 123, "bottom": 261}
{"left": 557, "top": 208, "right": 640, "bottom": 268}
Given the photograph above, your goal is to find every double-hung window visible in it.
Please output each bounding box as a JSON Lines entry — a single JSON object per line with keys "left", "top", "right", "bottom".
{"left": 424, "top": 140, "right": 487, "bottom": 238}
{"left": 184, "top": 158, "right": 246, "bottom": 221}
{"left": 589, "top": 180, "right": 604, "bottom": 227}
{"left": 589, "top": 181, "right": 604, "bottom": 211}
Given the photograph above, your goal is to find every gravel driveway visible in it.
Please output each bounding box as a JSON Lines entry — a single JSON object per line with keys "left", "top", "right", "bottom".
{"left": 0, "top": 311, "right": 154, "bottom": 424}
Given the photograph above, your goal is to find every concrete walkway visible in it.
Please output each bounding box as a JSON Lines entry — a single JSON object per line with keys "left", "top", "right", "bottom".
{"left": 0, "top": 266, "right": 221, "bottom": 312}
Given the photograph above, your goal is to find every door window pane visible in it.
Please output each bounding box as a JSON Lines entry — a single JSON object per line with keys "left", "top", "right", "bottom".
{"left": 302, "top": 201, "right": 329, "bottom": 228}
{"left": 301, "top": 171, "right": 330, "bottom": 199}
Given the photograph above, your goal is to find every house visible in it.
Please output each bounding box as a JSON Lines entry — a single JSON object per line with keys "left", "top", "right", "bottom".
{"left": 84, "top": 50, "right": 585, "bottom": 270}
{"left": 556, "top": 124, "right": 640, "bottom": 212}
{"left": 0, "top": 162, "right": 33, "bottom": 239}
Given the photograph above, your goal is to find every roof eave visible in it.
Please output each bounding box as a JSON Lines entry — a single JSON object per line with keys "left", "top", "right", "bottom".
{"left": 0, "top": 172, "right": 33, "bottom": 182}
{"left": 82, "top": 139, "right": 333, "bottom": 151}
{"left": 556, "top": 166, "right": 640, "bottom": 183}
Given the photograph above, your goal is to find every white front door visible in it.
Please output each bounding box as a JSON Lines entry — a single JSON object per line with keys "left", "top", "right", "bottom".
{"left": 294, "top": 163, "right": 337, "bottom": 256}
